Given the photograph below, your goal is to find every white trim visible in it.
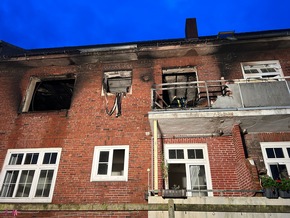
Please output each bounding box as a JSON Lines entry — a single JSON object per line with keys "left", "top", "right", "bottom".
{"left": 0, "top": 148, "right": 62, "bottom": 203}
{"left": 241, "top": 60, "right": 284, "bottom": 79}
{"left": 260, "top": 142, "right": 290, "bottom": 178}
{"left": 91, "top": 145, "right": 129, "bottom": 182}
{"left": 164, "top": 143, "right": 212, "bottom": 196}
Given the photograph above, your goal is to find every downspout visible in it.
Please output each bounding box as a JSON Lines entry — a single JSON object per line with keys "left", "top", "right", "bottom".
{"left": 153, "top": 119, "right": 158, "bottom": 194}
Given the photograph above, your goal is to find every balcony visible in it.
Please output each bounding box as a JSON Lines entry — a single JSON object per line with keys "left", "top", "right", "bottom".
{"left": 149, "top": 77, "right": 290, "bottom": 136}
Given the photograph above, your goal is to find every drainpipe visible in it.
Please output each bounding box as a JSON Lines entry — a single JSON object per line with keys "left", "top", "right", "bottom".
{"left": 153, "top": 119, "right": 158, "bottom": 194}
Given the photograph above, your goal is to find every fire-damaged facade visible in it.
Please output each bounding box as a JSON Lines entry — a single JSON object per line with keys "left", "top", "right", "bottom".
{"left": 0, "top": 19, "right": 290, "bottom": 217}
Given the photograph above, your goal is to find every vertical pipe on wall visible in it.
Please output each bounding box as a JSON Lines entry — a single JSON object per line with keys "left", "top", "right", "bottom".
{"left": 153, "top": 119, "right": 158, "bottom": 193}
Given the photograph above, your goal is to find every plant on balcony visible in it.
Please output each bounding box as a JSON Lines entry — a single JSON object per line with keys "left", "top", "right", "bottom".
{"left": 260, "top": 175, "right": 279, "bottom": 199}
{"left": 277, "top": 178, "right": 290, "bottom": 198}
{"left": 162, "top": 184, "right": 187, "bottom": 198}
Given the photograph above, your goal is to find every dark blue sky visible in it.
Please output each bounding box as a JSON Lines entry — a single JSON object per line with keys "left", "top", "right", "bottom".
{"left": 1, "top": 0, "right": 290, "bottom": 49}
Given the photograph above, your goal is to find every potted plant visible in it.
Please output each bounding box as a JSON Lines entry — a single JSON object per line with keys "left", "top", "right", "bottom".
{"left": 260, "top": 175, "right": 279, "bottom": 199}
{"left": 277, "top": 178, "right": 290, "bottom": 198}
{"left": 162, "top": 184, "right": 187, "bottom": 198}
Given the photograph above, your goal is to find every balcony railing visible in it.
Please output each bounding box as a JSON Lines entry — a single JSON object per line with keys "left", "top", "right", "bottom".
{"left": 151, "top": 77, "right": 290, "bottom": 110}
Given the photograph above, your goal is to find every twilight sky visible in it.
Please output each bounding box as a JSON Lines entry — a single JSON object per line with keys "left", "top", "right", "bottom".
{"left": 1, "top": 0, "right": 290, "bottom": 49}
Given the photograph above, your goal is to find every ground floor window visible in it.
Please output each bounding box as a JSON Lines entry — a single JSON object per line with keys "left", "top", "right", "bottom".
{"left": 0, "top": 148, "right": 62, "bottom": 203}
{"left": 164, "top": 144, "right": 212, "bottom": 196}
{"left": 261, "top": 142, "right": 290, "bottom": 180}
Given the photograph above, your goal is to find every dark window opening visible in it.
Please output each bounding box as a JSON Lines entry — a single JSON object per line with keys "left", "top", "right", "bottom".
{"left": 168, "top": 164, "right": 186, "bottom": 190}
{"left": 29, "top": 79, "right": 75, "bottom": 112}
{"left": 162, "top": 72, "right": 197, "bottom": 108}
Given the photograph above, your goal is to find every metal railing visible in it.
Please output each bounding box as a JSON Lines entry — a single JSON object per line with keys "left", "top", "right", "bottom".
{"left": 151, "top": 77, "right": 290, "bottom": 110}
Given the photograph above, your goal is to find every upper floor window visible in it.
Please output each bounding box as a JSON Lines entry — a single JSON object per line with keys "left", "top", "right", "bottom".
{"left": 261, "top": 142, "right": 290, "bottom": 180}
{"left": 21, "top": 74, "right": 76, "bottom": 112}
{"left": 102, "top": 71, "right": 132, "bottom": 95}
{"left": 162, "top": 67, "right": 197, "bottom": 108}
{"left": 164, "top": 144, "right": 212, "bottom": 196}
{"left": 0, "top": 148, "right": 62, "bottom": 203}
{"left": 241, "top": 60, "right": 283, "bottom": 80}
{"left": 91, "top": 145, "right": 129, "bottom": 182}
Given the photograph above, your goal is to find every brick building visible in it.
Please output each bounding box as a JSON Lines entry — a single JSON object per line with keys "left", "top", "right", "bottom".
{"left": 0, "top": 19, "right": 290, "bottom": 217}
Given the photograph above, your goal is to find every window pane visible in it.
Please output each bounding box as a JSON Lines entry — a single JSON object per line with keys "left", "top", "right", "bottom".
{"left": 274, "top": 148, "right": 284, "bottom": 158}
{"left": 278, "top": 164, "right": 289, "bottom": 179}
{"left": 176, "top": 150, "right": 184, "bottom": 159}
{"left": 112, "top": 149, "right": 125, "bottom": 176}
{"left": 190, "top": 165, "right": 207, "bottom": 196}
{"left": 0, "top": 171, "right": 19, "bottom": 197}
{"left": 24, "top": 153, "right": 39, "bottom": 164}
{"left": 188, "top": 149, "right": 204, "bottom": 159}
{"left": 97, "top": 163, "right": 108, "bottom": 175}
{"left": 43, "top": 152, "right": 57, "bottom": 164}
{"left": 169, "top": 149, "right": 184, "bottom": 159}
{"left": 270, "top": 165, "right": 280, "bottom": 180}
{"left": 99, "top": 151, "right": 109, "bottom": 162}
{"left": 35, "top": 170, "right": 54, "bottom": 197}
{"left": 287, "top": 148, "right": 290, "bottom": 158}
{"left": 196, "top": 149, "right": 204, "bottom": 159}
{"left": 266, "top": 148, "right": 275, "bottom": 158}
{"left": 16, "top": 170, "right": 35, "bottom": 197}
{"left": 169, "top": 150, "right": 176, "bottom": 159}
{"left": 9, "top": 154, "right": 23, "bottom": 165}
{"left": 188, "top": 149, "right": 195, "bottom": 159}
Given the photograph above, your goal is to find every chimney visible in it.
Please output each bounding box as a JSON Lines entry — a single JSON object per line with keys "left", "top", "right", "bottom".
{"left": 185, "top": 18, "right": 198, "bottom": 39}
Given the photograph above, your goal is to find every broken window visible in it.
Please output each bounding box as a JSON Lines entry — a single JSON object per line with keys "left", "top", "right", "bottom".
{"left": 162, "top": 67, "right": 197, "bottom": 108}
{"left": 241, "top": 60, "right": 284, "bottom": 80}
{"left": 21, "top": 74, "right": 76, "bottom": 112}
{"left": 102, "top": 71, "right": 132, "bottom": 117}
{"left": 164, "top": 144, "right": 212, "bottom": 197}
{"left": 103, "top": 71, "right": 132, "bottom": 95}
{"left": 90, "top": 145, "right": 129, "bottom": 181}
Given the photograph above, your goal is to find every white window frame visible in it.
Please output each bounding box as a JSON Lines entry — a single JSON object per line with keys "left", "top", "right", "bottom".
{"left": 164, "top": 144, "right": 212, "bottom": 196}
{"left": 241, "top": 60, "right": 284, "bottom": 80}
{"left": 261, "top": 142, "right": 290, "bottom": 179}
{"left": 91, "top": 145, "right": 129, "bottom": 182}
{"left": 0, "top": 148, "right": 62, "bottom": 203}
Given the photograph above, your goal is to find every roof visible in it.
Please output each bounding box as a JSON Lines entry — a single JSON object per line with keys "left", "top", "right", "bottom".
{"left": 1, "top": 28, "right": 290, "bottom": 59}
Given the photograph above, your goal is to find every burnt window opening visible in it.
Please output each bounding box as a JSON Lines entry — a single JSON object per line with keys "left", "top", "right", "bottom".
{"left": 22, "top": 76, "right": 76, "bottom": 112}
{"left": 103, "top": 71, "right": 132, "bottom": 95}
{"left": 103, "top": 71, "right": 132, "bottom": 117}
{"left": 162, "top": 68, "right": 197, "bottom": 108}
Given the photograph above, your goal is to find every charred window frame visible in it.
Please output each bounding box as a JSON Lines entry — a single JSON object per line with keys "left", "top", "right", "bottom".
{"left": 162, "top": 67, "right": 198, "bottom": 108}
{"left": 21, "top": 74, "right": 76, "bottom": 112}
{"left": 241, "top": 60, "right": 284, "bottom": 80}
{"left": 102, "top": 71, "right": 132, "bottom": 95}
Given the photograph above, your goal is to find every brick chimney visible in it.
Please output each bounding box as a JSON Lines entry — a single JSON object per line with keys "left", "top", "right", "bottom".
{"left": 185, "top": 18, "right": 198, "bottom": 39}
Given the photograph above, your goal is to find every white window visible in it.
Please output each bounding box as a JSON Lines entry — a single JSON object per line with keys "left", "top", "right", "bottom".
{"left": 91, "top": 146, "right": 129, "bottom": 181}
{"left": 164, "top": 144, "right": 212, "bottom": 196}
{"left": 0, "top": 148, "right": 62, "bottom": 203}
{"left": 241, "top": 60, "right": 283, "bottom": 79}
{"left": 261, "top": 142, "right": 290, "bottom": 180}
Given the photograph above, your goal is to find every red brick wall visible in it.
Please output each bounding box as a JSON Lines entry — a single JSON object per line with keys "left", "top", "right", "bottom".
{"left": 1, "top": 41, "right": 290, "bottom": 213}
{"left": 160, "top": 125, "right": 256, "bottom": 196}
